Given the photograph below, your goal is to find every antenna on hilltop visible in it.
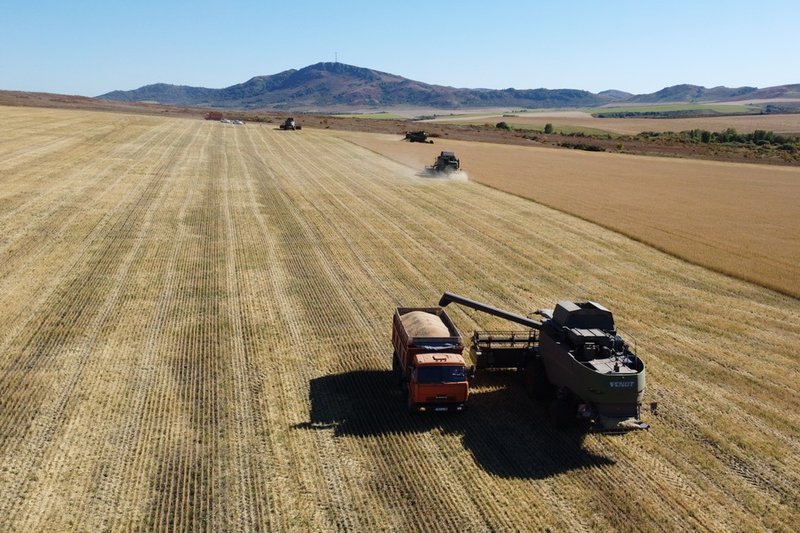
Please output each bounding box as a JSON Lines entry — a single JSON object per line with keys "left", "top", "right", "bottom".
{"left": 335, "top": 51, "right": 338, "bottom": 63}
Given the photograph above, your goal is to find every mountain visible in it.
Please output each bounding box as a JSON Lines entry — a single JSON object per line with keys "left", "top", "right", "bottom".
{"left": 99, "top": 62, "right": 609, "bottom": 109}
{"left": 98, "top": 62, "right": 800, "bottom": 110}
{"left": 625, "top": 84, "right": 760, "bottom": 103}
{"left": 597, "top": 89, "right": 633, "bottom": 102}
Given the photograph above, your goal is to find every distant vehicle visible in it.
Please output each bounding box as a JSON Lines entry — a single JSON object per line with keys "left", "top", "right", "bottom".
{"left": 279, "top": 117, "right": 302, "bottom": 130}
{"left": 205, "top": 111, "right": 224, "bottom": 121}
{"left": 391, "top": 307, "right": 468, "bottom": 412}
{"left": 429, "top": 151, "right": 460, "bottom": 173}
{"left": 404, "top": 131, "right": 433, "bottom": 144}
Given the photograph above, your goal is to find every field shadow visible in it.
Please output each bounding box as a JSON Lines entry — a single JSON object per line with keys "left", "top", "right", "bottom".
{"left": 292, "top": 369, "right": 615, "bottom": 479}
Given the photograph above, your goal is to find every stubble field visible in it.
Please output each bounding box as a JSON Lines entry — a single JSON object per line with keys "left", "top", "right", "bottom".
{"left": 1, "top": 106, "right": 799, "bottom": 531}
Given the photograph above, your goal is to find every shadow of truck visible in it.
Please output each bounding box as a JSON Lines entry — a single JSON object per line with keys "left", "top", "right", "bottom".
{"left": 293, "top": 369, "right": 615, "bottom": 479}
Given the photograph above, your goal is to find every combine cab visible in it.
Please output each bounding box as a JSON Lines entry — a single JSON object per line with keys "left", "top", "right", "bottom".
{"left": 279, "top": 117, "right": 302, "bottom": 130}
{"left": 429, "top": 151, "right": 460, "bottom": 173}
{"left": 404, "top": 131, "right": 434, "bottom": 144}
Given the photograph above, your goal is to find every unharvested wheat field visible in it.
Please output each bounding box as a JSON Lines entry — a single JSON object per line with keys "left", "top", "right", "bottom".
{"left": 338, "top": 131, "right": 800, "bottom": 298}
{"left": 1, "top": 106, "right": 799, "bottom": 531}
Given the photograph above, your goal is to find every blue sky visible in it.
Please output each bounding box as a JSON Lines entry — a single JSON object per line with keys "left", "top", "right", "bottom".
{"left": 2, "top": 1, "right": 798, "bottom": 97}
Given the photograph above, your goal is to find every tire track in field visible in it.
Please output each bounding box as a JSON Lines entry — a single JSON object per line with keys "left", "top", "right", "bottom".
{"left": 0, "top": 121, "right": 180, "bottom": 340}
{"left": 107, "top": 123, "right": 218, "bottom": 531}
{"left": 0, "top": 119, "right": 199, "bottom": 529}
{"left": 245, "top": 127, "right": 367, "bottom": 530}
{"left": 0, "top": 109, "right": 120, "bottom": 172}
{"left": 139, "top": 123, "right": 228, "bottom": 532}
{"left": 215, "top": 125, "right": 277, "bottom": 530}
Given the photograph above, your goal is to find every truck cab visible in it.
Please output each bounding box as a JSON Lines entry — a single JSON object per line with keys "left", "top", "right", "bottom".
{"left": 407, "top": 353, "right": 468, "bottom": 412}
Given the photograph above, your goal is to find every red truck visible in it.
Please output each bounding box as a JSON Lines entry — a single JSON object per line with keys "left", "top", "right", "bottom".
{"left": 391, "top": 307, "right": 469, "bottom": 412}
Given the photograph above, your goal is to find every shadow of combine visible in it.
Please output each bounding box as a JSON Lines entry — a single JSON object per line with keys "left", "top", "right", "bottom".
{"left": 292, "top": 370, "right": 615, "bottom": 479}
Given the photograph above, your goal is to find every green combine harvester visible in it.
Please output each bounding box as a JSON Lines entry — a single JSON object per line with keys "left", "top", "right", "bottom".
{"left": 439, "top": 292, "right": 649, "bottom": 432}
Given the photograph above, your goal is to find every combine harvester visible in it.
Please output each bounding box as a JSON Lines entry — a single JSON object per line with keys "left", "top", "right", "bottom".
{"left": 279, "top": 117, "right": 302, "bottom": 130}
{"left": 403, "top": 131, "right": 434, "bottom": 144}
{"left": 439, "top": 292, "right": 649, "bottom": 432}
{"left": 428, "top": 151, "right": 461, "bottom": 173}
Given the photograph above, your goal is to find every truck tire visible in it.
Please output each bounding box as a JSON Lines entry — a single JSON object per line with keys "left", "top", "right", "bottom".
{"left": 523, "top": 357, "right": 552, "bottom": 399}
{"left": 407, "top": 392, "right": 417, "bottom": 414}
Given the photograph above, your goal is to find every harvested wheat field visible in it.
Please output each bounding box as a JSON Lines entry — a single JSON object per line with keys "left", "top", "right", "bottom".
{"left": 337, "top": 131, "right": 800, "bottom": 298}
{"left": 1, "top": 106, "right": 799, "bottom": 531}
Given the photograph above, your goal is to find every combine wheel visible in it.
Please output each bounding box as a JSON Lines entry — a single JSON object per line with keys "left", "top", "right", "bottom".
{"left": 549, "top": 396, "right": 575, "bottom": 429}
{"left": 523, "top": 357, "right": 552, "bottom": 399}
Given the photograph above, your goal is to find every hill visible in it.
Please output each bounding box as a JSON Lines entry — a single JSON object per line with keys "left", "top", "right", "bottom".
{"left": 625, "top": 83, "right": 800, "bottom": 104}
{"left": 99, "top": 62, "right": 610, "bottom": 110}
{"left": 98, "top": 62, "right": 800, "bottom": 111}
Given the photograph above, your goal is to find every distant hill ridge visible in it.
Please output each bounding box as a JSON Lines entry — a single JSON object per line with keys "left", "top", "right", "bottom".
{"left": 98, "top": 62, "right": 800, "bottom": 110}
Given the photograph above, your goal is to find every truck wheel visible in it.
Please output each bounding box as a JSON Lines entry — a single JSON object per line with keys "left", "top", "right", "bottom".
{"left": 549, "top": 396, "right": 574, "bottom": 429}
{"left": 407, "top": 393, "right": 417, "bottom": 414}
{"left": 523, "top": 358, "right": 551, "bottom": 400}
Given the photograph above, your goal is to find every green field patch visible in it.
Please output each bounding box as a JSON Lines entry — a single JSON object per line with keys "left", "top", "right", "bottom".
{"left": 530, "top": 124, "right": 613, "bottom": 136}
{"left": 587, "top": 103, "right": 760, "bottom": 116}
{"left": 457, "top": 120, "right": 615, "bottom": 137}
{"left": 332, "top": 112, "right": 406, "bottom": 120}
